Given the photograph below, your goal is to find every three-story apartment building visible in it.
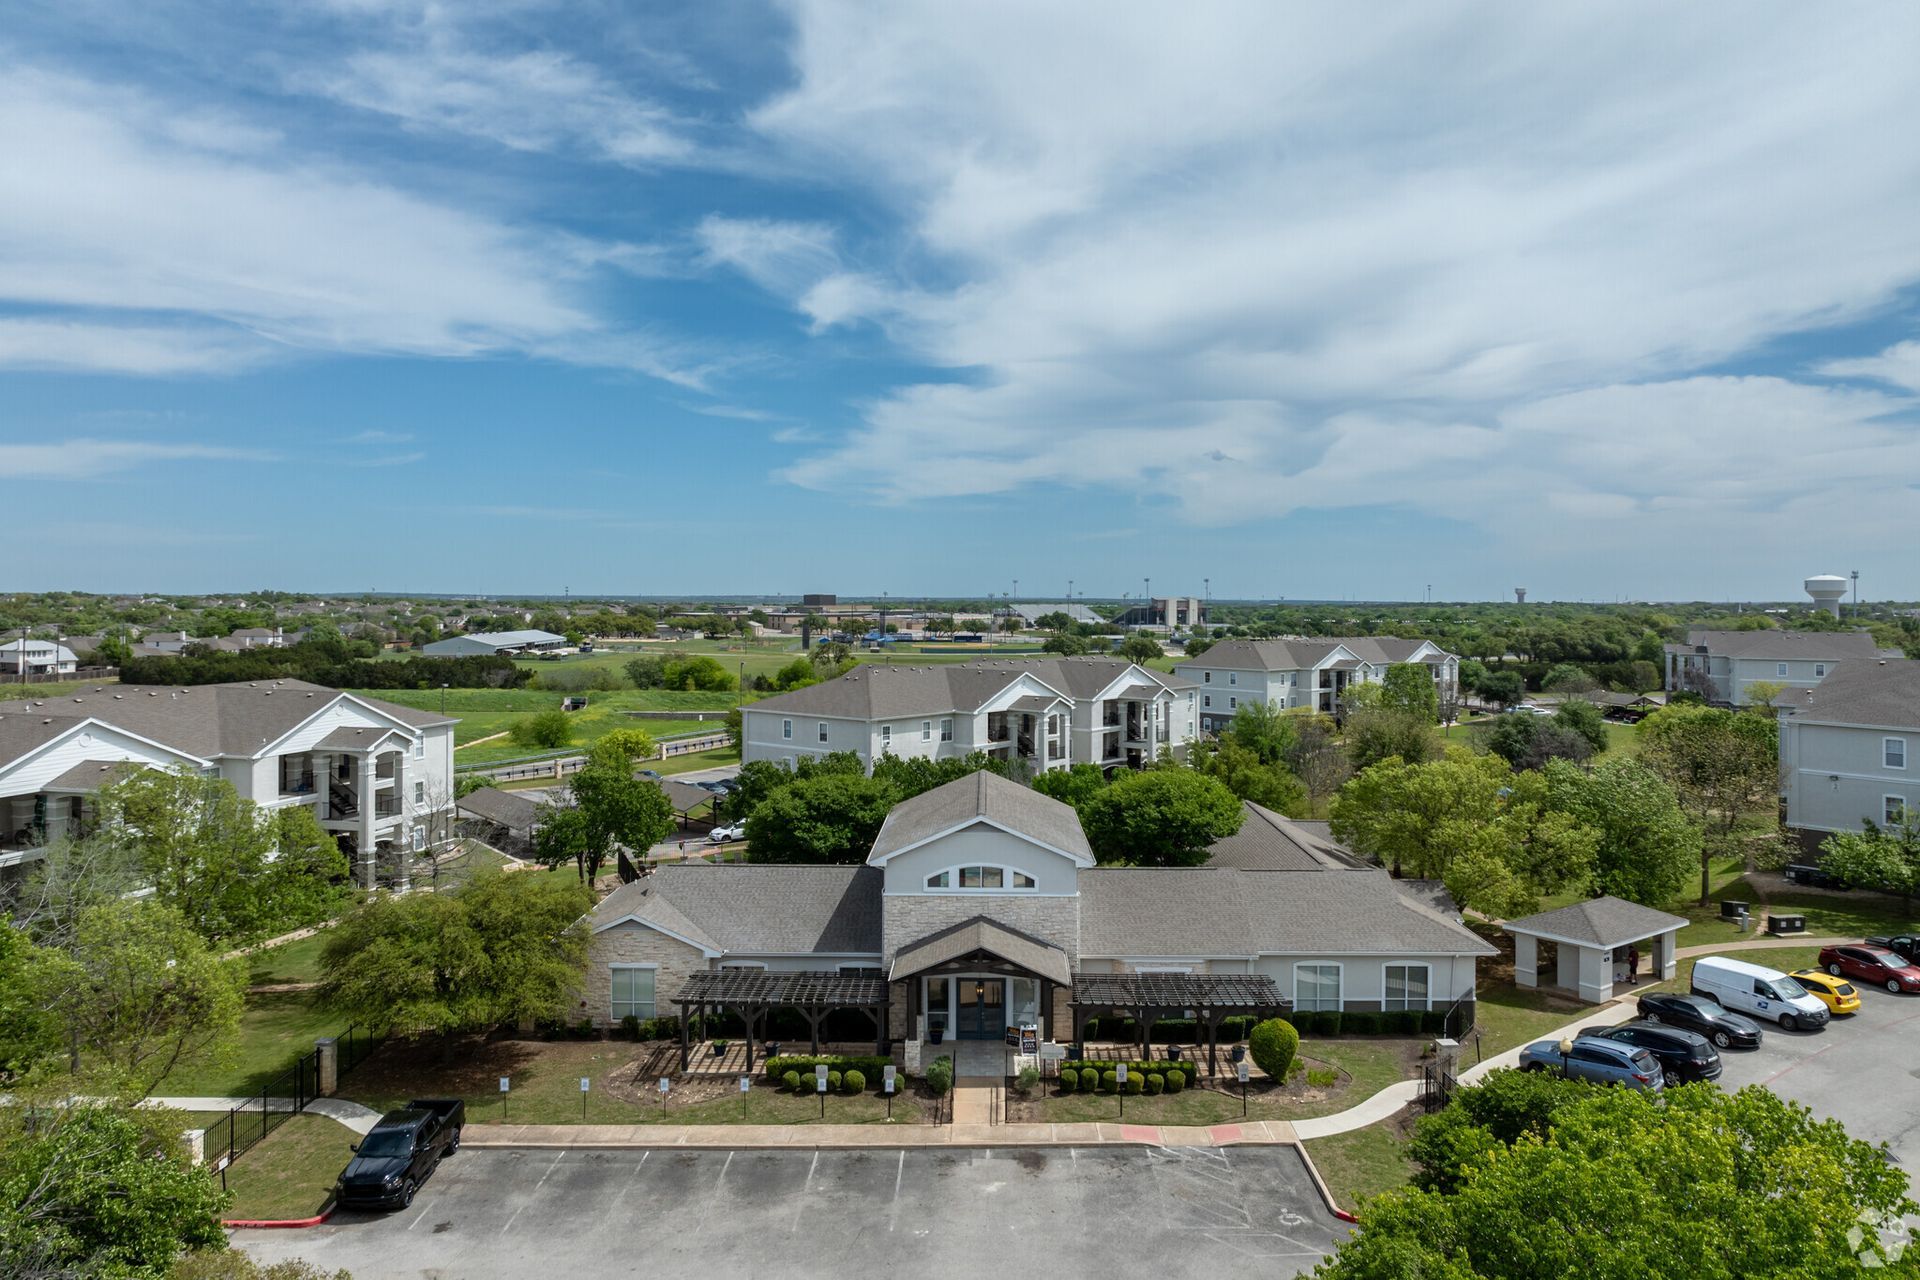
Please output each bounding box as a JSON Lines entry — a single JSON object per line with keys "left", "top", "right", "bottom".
{"left": 1665, "top": 628, "right": 1896, "bottom": 707}
{"left": 740, "top": 658, "right": 1198, "bottom": 774}
{"left": 1174, "top": 637, "right": 1460, "bottom": 732}
{"left": 1778, "top": 658, "right": 1920, "bottom": 844}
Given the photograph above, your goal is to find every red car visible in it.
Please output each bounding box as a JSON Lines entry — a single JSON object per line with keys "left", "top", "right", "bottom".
{"left": 1819, "top": 944, "right": 1920, "bottom": 994}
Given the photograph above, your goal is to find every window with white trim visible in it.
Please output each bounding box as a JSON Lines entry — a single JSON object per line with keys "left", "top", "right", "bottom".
{"left": 410, "top": 825, "right": 426, "bottom": 852}
{"left": 941, "top": 718, "right": 954, "bottom": 742}
{"left": 922, "top": 720, "right": 932, "bottom": 741}
{"left": 924, "top": 865, "right": 1038, "bottom": 891}
{"left": 1203, "top": 694, "right": 1211, "bottom": 708}
{"left": 1887, "top": 795, "right": 1908, "bottom": 825}
{"left": 1203, "top": 671, "right": 1211, "bottom": 684}
{"left": 817, "top": 721, "right": 829, "bottom": 744}
{"left": 1228, "top": 672, "right": 1237, "bottom": 686}
{"left": 1815, "top": 663, "right": 1826, "bottom": 678}
{"left": 413, "top": 738, "right": 425, "bottom": 759}
{"left": 413, "top": 781, "right": 425, "bottom": 805}
{"left": 1886, "top": 737, "right": 1908, "bottom": 770}
{"left": 1777, "top": 662, "right": 1789, "bottom": 677}
{"left": 782, "top": 719, "right": 793, "bottom": 740}
{"left": 1295, "top": 963, "right": 1342, "bottom": 1011}
{"left": 1383, "top": 964, "right": 1431, "bottom": 1012}
{"left": 610, "top": 965, "right": 656, "bottom": 1021}
{"left": 881, "top": 725, "right": 891, "bottom": 748}
{"left": 1228, "top": 696, "right": 1237, "bottom": 710}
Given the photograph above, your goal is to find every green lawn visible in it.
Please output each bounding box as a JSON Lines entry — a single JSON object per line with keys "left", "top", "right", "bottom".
{"left": 1471, "top": 984, "right": 1600, "bottom": 1060}
{"left": 1307, "top": 1124, "right": 1413, "bottom": 1210}
{"left": 1600, "top": 720, "right": 1640, "bottom": 758}
{"left": 218, "top": 1114, "right": 355, "bottom": 1220}
{"left": 359, "top": 685, "right": 743, "bottom": 764}
{"left": 1645, "top": 944, "right": 1830, "bottom": 995}
{"left": 157, "top": 991, "right": 343, "bottom": 1098}
{"left": 244, "top": 930, "right": 334, "bottom": 986}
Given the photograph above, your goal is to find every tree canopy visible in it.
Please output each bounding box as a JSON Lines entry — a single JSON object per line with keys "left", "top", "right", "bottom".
{"left": 1638, "top": 703, "right": 1778, "bottom": 904}
{"left": 743, "top": 773, "right": 899, "bottom": 864}
{"left": 1820, "top": 814, "right": 1920, "bottom": 904}
{"left": 1078, "top": 769, "right": 1244, "bottom": 866}
{"left": 1379, "top": 664, "right": 1441, "bottom": 722}
{"left": 1545, "top": 757, "right": 1699, "bottom": 907}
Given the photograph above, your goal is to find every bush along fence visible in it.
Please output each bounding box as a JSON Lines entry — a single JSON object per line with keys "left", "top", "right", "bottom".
{"left": 199, "top": 1023, "right": 385, "bottom": 1184}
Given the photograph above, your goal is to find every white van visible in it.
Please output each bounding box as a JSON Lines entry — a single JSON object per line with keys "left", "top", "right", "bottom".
{"left": 1691, "top": 955, "right": 1830, "bottom": 1032}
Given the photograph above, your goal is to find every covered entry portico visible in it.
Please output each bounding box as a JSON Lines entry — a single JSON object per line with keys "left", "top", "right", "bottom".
{"left": 1504, "top": 896, "right": 1687, "bottom": 1004}
{"left": 892, "top": 917, "right": 1073, "bottom": 1046}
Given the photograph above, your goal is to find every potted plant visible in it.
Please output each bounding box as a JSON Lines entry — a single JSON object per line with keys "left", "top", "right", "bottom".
{"left": 711, "top": 1039, "right": 729, "bottom": 1057}
{"left": 1230, "top": 1043, "right": 1247, "bottom": 1064}
{"left": 929, "top": 1018, "right": 946, "bottom": 1045}
{"left": 1165, "top": 1045, "right": 1183, "bottom": 1062}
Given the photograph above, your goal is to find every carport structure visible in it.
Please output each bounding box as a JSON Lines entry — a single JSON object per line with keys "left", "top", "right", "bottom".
{"left": 1503, "top": 896, "right": 1687, "bottom": 1004}
{"left": 653, "top": 779, "right": 718, "bottom": 833}
{"left": 670, "top": 969, "right": 890, "bottom": 1072}
{"left": 1070, "top": 972, "right": 1291, "bottom": 1076}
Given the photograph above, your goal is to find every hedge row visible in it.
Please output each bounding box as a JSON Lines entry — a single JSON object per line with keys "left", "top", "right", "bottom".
{"left": 762, "top": 1054, "right": 892, "bottom": 1084}
{"left": 1058, "top": 1066, "right": 1186, "bottom": 1095}
{"left": 1079, "top": 1009, "right": 1452, "bottom": 1041}
{"left": 778, "top": 1068, "right": 868, "bottom": 1095}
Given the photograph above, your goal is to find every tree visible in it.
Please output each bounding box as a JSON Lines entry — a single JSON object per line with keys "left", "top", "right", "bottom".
{"left": 0, "top": 923, "right": 60, "bottom": 1076}
{"left": 0, "top": 1101, "right": 230, "bottom": 1278}
{"left": 1478, "top": 669, "right": 1526, "bottom": 708}
{"left": 1639, "top": 703, "right": 1778, "bottom": 904}
{"left": 33, "top": 900, "right": 245, "bottom": 1097}
{"left": 1031, "top": 763, "right": 1109, "bottom": 809}
{"left": 1220, "top": 698, "right": 1298, "bottom": 765}
{"left": 1486, "top": 713, "right": 1594, "bottom": 770}
{"left": 1324, "top": 1080, "right": 1915, "bottom": 1278}
{"left": 1189, "top": 739, "right": 1309, "bottom": 815}
{"left": 535, "top": 758, "right": 673, "bottom": 884}
{"left": 1342, "top": 684, "right": 1439, "bottom": 770}
{"left": 1034, "top": 611, "right": 1076, "bottom": 632}
{"left": 1552, "top": 698, "right": 1608, "bottom": 753}
{"left": 509, "top": 709, "right": 573, "bottom": 750}
{"left": 1379, "top": 664, "right": 1440, "bottom": 722}
{"left": 870, "top": 752, "right": 1010, "bottom": 801}
{"left": 1545, "top": 758, "right": 1699, "bottom": 907}
{"left": 1284, "top": 713, "right": 1350, "bottom": 812}
{"left": 588, "top": 727, "right": 658, "bottom": 769}
{"left": 1182, "top": 635, "right": 1216, "bottom": 658}
{"left": 1540, "top": 662, "right": 1599, "bottom": 696}
{"left": 661, "top": 655, "right": 735, "bottom": 691}
{"left": 1819, "top": 814, "right": 1920, "bottom": 905}
{"left": 1079, "top": 770, "right": 1244, "bottom": 866}
{"left": 1118, "top": 634, "right": 1163, "bottom": 664}
{"left": 625, "top": 655, "right": 667, "bottom": 688}
{"left": 744, "top": 774, "right": 898, "bottom": 864}
{"left": 318, "top": 872, "right": 592, "bottom": 1048}
{"left": 771, "top": 657, "right": 818, "bottom": 690}
{"left": 1042, "top": 632, "right": 1092, "bottom": 656}
{"left": 93, "top": 626, "right": 135, "bottom": 668}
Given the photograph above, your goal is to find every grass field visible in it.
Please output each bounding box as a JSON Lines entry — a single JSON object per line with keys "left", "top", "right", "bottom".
{"left": 244, "top": 930, "right": 334, "bottom": 986}
{"left": 1307, "top": 1122, "right": 1414, "bottom": 1211}
{"left": 358, "top": 685, "right": 742, "bottom": 764}
{"left": 218, "top": 1114, "right": 355, "bottom": 1220}
{"left": 158, "top": 990, "right": 343, "bottom": 1098}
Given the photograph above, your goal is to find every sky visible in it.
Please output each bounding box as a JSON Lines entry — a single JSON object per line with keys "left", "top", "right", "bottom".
{"left": 5, "top": 1, "right": 1920, "bottom": 603}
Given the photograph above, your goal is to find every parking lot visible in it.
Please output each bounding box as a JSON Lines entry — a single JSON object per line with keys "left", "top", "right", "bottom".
{"left": 237, "top": 1144, "right": 1349, "bottom": 1279}
{"left": 1700, "top": 984, "right": 1920, "bottom": 1167}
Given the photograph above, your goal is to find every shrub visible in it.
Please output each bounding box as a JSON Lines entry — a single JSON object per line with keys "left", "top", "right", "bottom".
{"left": 509, "top": 709, "right": 573, "bottom": 750}
{"left": 1344, "top": 1011, "right": 1382, "bottom": 1036}
{"left": 1421, "top": 1010, "right": 1450, "bottom": 1035}
{"left": 762, "top": 1054, "right": 891, "bottom": 1083}
{"left": 1249, "top": 1018, "right": 1301, "bottom": 1081}
{"left": 1165, "top": 1068, "right": 1185, "bottom": 1093}
{"left": 1145, "top": 1074, "right": 1164, "bottom": 1095}
{"left": 926, "top": 1059, "right": 953, "bottom": 1096}
{"left": 620, "top": 1014, "right": 640, "bottom": 1040}
{"left": 1126, "top": 1073, "right": 1144, "bottom": 1095}
{"left": 1016, "top": 1066, "right": 1040, "bottom": 1093}
{"left": 1307, "top": 1068, "right": 1338, "bottom": 1088}
{"left": 782, "top": 1070, "right": 801, "bottom": 1093}
{"left": 1386, "top": 1010, "right": 1422, "bottom": 1035}
{"left": 826, "top": 1070, "right": 842, "bottom": 1092}
{"left": 1100, "top": 1069, "right": 1118, "bottom": 1094}
{"left": 842, "top": 1069, "right": 865, "bottom": 1094}
{"left": 1059, "top": 1067, "right": 1080, "bottom": 1093}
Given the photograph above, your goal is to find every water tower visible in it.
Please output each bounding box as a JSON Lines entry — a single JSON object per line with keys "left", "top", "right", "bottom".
{"left": 1514, "top": 588, "right": 1527, "bottom": 604}
{"left": 1804, "top": 574, "right": 1849, "bottom": 618}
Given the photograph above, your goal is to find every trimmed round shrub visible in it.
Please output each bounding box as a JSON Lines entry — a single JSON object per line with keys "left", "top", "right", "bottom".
{"left": 1125, "top": 1073, "right": 1144, "bottom": 1095}
{"left": 842, "top": 1069, "right": 866, "bottom": 1094}
{"left": 1059, "top": 1067, "right": 1080, "bottom": 1093}
{"left": 826, "top": 1070, "right": 843, "bottom": 1092}
{"left": 782, "top": 1069, "right": 801, "bottom": 1093}
{"left": 1248, "top": 1018, "right": 1300, "bottom": 1082}
{"left": 926, "top": 1062, "right": 953, "bottom": 1095}
{"left": 1165, "top": 1068, "right": 1186, "bottom": 1093}
{"left": 1100, "top": 1069, "right": 1118, "bottom": 1094}
{"left": 1145, "top": 1073, "right": 1165, "bottom": 1095}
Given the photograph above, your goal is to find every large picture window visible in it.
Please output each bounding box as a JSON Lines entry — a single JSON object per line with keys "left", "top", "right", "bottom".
{"left": 1294, "top": 963, "right": 1342, "bottom": 1012}
{"left": 1383, "top": 964, "right": 1431, "bottom": 1012}
{"left": 610, "top": 966, "right": 655, "bottom": 1021}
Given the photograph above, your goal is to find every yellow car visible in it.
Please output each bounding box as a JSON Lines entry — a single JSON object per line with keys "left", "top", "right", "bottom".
{"left": 1792, "top": 968, "right": 1862, "bottom": 1015}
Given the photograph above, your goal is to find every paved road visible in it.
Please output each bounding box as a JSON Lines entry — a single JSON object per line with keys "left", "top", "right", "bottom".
{"left": 237, "top": 1145, "right": 1348, "bottom": 1279}
{"left": 1709, "top": 983, "right": 1920, "bottom": 1167}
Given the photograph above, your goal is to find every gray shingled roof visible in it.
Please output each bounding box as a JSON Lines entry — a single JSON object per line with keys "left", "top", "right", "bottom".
{"left": 0, "top": 680, "right": 453, "bottom": 767}
{"left": 1775, "top": 658, "right": 1920, "bottom": 728}
{"left": 891, "top": 916, "right": 1072, "bottom": 986}
{"left": 1078, "top": 867, "right": 1495, "bottom": 957}
{"left": 1174, "top": 638, "right": 1350, "bottom": 672}
{"left": 1502, "top": 896, "right": 1688, "bottom": 947}
{"left": 457, "top": 786, "right": 542, "bottom": 832}
{"left": 745, "top": 656, "right": 1176, "bottom": 721}
{"left": 867, "top": 771, "right": 1093, "bottom": 864}
{"left": 1678, "top": 629, "right": 1891, "bottom": 662}
{"left": 41, "top": 759, "right": 151, "bottom": 791}
{"left": 1205, "top": 802, "right": 1373, "bottom": 871}
{"left": 591, "top": 864, "right": 882, "bottom": 955}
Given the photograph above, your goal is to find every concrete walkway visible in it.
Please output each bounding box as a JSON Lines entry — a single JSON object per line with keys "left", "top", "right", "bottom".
{"left": 1674, "top": 934, "right": 1846, "bottom": 959}
{"left": 460, "top": 1117, "right": 1301, "bottom": 1151}
{"left": 150, "top": 1096, "right": 385, "bottom": 1135}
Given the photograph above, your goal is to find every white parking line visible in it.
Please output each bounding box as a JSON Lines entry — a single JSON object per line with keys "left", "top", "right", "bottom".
{"left": 499, "top": 1152, "right": 565, "bottom": 1236}
{"left": 887, "top": 1150, "right": 906, "bottom": 1233}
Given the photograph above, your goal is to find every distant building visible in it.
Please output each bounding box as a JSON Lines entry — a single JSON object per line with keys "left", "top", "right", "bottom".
{"left": 1114, "top": 596, "right": 1207, "bottom": 630}
{"left": 1778, "top": 659, "right": 1920, "bottom": 842}
{"left": 801, "top": 594, "right": 838, "bottom": 607}
{"left": 1011, "top": 602, "right": 1104, "bottom": 627}
{"left": 1174, "top": 637, "right": 1460, "bottom": 730}
{"left": 1665, "top": 629, "right": 1899, "bottom": 706}
{"left": 421, "top": 629, "right": 567, "bottom": 656}
{"left": 0, "top": 638, "right": 77, "bottom": 677}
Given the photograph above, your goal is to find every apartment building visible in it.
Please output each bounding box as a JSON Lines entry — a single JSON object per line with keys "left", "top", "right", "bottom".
{"left": 1173, "top": 637, "right": 1460, "bottom": 732}
{"left": 1665, "top": 628, "right": 1898, "bottom": 706}
{"left": 1778, "top": 658, "right": 1920, "bottom": 842}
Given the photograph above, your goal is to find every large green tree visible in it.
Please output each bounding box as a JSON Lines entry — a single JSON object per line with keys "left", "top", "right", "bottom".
{"left": 1342, "top": 684, "right": 1440, "bottom": 770}
{"left": 1322, "top": 1079, "right": 1916, "bottom": 1279}
{"left": 1118, "top": 634, "right": 1164, "bottom": 663}
{"left": 318, "top": 871, "right": 592, "bottom": 1047}
{"left": 534, "top": 754, "right": 674, "bottom": 884}
{"left": 1379, "top": 664, "right": 1441, "bottom": 722}
{"left": 1031, "top": 762, "right": 1110, "bottom": 809}
{"left": 1819, "top": 814, "right": 1920, "bottom": 906}
{"left": 1078, "top": 769, "right": 1244, "bottom": 866}
{"left": 1545, "top": 757, "right": 1699, "bottom": 906}
{"left": 1187, "top": 739, "right": 1309, "bottom": 816}
{"left": 744, "top": 774, "right": 899, "bottom": 864}
{"left": 1638, "top": 703, "right": 1778, "bottom": 904}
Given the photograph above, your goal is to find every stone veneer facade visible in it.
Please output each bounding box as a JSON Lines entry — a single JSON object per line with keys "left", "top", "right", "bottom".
{"left": 881, "top": 893, "right": 1081, "bottom": 1040}
{"left": 584, "top": 920, "right": 707, "bottom": 1027}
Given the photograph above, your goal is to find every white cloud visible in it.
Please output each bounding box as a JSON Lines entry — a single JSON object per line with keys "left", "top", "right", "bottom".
{"left": 0, "top": 439, "right": 276, "bottom": 479}
{"left": 696, "top": 216, "right": 840, "bottom": 297}
{"left": 1820, "top": 340, "right": 1920, "bottom": 393}
{"left": 751, "top": 4, "right": 1920, "bottom": 557}
{"left": 0, "top": 66, "right": 704, "bottom": 380}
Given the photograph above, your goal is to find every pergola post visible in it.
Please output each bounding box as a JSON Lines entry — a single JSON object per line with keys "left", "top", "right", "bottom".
{"left": 678, "top": 1001, "right": 690, "bottom": 1071}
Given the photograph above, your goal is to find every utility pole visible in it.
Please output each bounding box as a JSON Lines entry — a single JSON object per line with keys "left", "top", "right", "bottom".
{"left": 1852, "top": 570, "right": 1861, "bottom": 617}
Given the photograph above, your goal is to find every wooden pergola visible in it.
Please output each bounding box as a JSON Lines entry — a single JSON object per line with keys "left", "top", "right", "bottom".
{"left": 670, "top": 970, "right": 890, "bottom": 1072}
{"left": 1070, "top": 973, "right": 1291, "bottom": 1076}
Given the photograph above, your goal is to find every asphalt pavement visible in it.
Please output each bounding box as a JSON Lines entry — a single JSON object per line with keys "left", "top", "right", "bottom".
{"left": 237, "top": 1145, "right": 1348, "bottom": 1279}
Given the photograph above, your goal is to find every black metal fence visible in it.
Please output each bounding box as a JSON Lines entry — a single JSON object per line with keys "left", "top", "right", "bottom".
{"left": 1418, "top": 1064, "right": 1458, "bottom": 1112}
{"left": 202, "top": 1023, "right": 384, "bottom": 1182}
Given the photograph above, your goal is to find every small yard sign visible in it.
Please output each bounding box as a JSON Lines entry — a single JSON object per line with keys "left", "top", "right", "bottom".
{"left": 815, "top": 1064, "right": 829, "bottom": 1092}
{"left": 580, "top": 1076, "right": 591, "bottom": 1092}
{"left": 883, "top": 1065, "right": 897, "bottom": 1094}
{"left": 1115, "top": 1063, "right": 1129, "bottom": 1083}
{"left": 739, "top": 1076, "right": 751, "bottom": 1094}
{"left": 658, "top": 1077, "right": 670, "bottom": 1096}
{"left": 1038, "top": 1044, "right": 1067, "bottom": 1061}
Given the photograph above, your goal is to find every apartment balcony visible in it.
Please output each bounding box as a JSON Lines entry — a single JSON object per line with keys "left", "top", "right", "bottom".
{"left": 373, "top": 796, "right": 401, "bottom": 819}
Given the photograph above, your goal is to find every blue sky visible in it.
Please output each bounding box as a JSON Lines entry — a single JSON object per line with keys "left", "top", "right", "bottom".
{"left": 6, "top": 2, "right": 1920, "bottom": 602}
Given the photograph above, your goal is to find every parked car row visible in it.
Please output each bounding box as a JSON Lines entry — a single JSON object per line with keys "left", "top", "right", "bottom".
{"left": 1522, "top": 940, "right": 1919, "bottom": 1093}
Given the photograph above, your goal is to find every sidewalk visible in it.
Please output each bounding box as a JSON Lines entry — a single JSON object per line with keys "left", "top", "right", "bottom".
{"left": 459, "top": 1117, "right": 1300, "bottom": 1150}
{"left": 149, "top": 1096, "right": 384, "bottom": 1135}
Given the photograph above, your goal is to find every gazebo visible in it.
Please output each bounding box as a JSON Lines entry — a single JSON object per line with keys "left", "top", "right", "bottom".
{"left": 1503, "top": 896, "right": 1687, "bottom": 1004}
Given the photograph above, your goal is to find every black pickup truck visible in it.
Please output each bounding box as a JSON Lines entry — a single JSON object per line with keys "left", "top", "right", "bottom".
{"left": 336, "top": 1099, "right": 464, "bottom": 1210}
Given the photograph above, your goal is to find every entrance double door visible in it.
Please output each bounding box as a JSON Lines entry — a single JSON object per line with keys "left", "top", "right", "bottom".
{"left": 956, "top": 978, "right": 1006, "bottom": 1040}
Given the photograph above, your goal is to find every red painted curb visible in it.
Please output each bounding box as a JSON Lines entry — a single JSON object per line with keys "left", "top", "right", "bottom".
{"left": 223, "top": 1203, "right": 335, "bottom": 1229}
{"left": 1333, "top": 1209, "right": 1360, "bottom": 1224}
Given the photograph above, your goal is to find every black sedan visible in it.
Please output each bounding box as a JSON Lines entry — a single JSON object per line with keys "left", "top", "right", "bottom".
{"left": 1635, "top": 993, "right": 1763, "bottom": 1050}
{"left": 1578, "top": 1022, "right": 1722, "bottom": 1082}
